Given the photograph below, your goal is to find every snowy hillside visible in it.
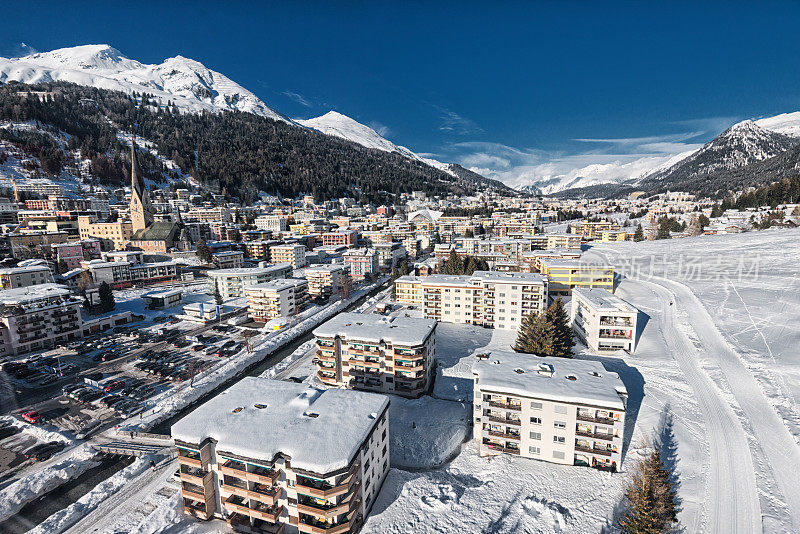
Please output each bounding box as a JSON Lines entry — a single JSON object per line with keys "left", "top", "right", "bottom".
{"left": 0, "top": 45, "right": 287, "bottom": 122}
{"left": 297, "top": 110, "right": 463, "bottom": 177}
{"left": 755, "top": 111, "right": 800, "bottom": 138}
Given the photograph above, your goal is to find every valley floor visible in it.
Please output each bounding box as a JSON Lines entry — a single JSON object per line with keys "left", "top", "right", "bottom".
{"left": 32, "top": 228, "right": 800, "bottom": 534}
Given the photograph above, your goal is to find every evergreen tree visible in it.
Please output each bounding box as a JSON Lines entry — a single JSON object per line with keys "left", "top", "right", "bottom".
{"left": 213, "top": 279, "right": 223, "bottom": 306}
{"left": 645, "top": 448, "right": 679, "bottom": 530}
{"left": 618, "top": 459, "right": 660, "bottom": 534}
{"left": 633, "top": 224, "right": 644, "bottom": 242}
{"left": 56, "top": 259, "right": 69, "bottom": 274}
{"left": 98, "top": 281, "right": 115, "bottom": 312}
{"left": 464, "top": 228, "right": 474, "bottom": 238}
{"left": 513, "top": 312, "right": 555, "bottom": 356}
{"left": 196, "top": 241, "right": 213, "bottom": 263}
{"left": 546, "top": 298, "right": 574, "bottom": 358}
{"left": 710, "top": 203, "right": 724, "bottom": 218}
{"left": 443, "top": 250, "right": 464, "bottom": 275}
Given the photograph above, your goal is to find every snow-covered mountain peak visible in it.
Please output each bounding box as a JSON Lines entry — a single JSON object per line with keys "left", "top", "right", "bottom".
{"left": 297, "top": 111, "right": 407, "bottom": 154}
{"left": 755, "top": 111, "right": 800, "bottom": 138}
{"left": 0, "top": 44, "right": 286, "bottom": 122}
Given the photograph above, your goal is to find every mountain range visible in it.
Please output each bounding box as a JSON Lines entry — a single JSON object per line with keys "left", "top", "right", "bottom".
{"left": 2, "top": 44, "right": 799, "bottom": 198}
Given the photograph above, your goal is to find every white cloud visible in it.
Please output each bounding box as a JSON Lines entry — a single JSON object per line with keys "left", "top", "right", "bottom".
{"left": 432, "top": 105, "right": 483, "bottom": 135}
{"left": 282, "top": 90, "right": 312, "bottom": 107}
{"left": 368, "top": 121, "right": 391, "bottom": 137}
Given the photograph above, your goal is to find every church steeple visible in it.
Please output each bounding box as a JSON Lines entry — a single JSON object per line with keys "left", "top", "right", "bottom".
{"left": 130, "top": 140, "right": 154, "bottom": 233}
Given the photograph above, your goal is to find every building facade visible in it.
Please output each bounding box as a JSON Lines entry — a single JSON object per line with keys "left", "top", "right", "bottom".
{"left": 570, "top": 288, "right": 638, "bottom": 354}
{"left": 246, "top": 279, "right": 310, "bottom": 322}
{"left": 472, "top": 351, "right": 627, "bottom": 471}
{"left": 342, "top": 249, "right": 379, "bottom": 280}
{"left": 208, "top": 264, "right": 293, "bottom": 300}
{"left": 538, "top": 259, "right": 614, "bottom": 296}
{"left": 270, "top": 245, "right": 308, "bottom": 269}
{"left": 313, "top": 313, "right": 437, "bottom": 398}
{"left": 172, "top": 378, "right": 390, "bottom": 533}
{"left": 305, "top": 264, "right": 351, "bottom": 300}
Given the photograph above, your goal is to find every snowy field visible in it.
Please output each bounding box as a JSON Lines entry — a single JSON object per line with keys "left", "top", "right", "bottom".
{"left": 36, "top": 229, "right": 800, "bottom": 534}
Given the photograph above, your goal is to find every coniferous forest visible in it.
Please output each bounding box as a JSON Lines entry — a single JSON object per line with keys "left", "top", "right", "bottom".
{"left": 0, "top": 81, "right": 514, "bottom": 203}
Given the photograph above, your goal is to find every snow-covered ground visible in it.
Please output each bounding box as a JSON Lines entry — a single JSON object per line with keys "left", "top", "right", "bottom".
{"left": 30, "top": 229, "right": 800, "bottom": 534}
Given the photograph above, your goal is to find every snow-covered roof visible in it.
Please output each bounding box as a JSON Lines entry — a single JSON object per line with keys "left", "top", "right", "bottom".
{"left": 572, "top": 288, "right": 637, "bottom": 314}
{"left": 171, "top": 378, "right": 388, "bottom": 474}
{"left": 540, "top": 259, "right": 613, "bottom": 270}
{"left": 245, "top": 278, "right": 308, "bottom": 294}
{"left": 142, "top": 288, "right": 183, "bottom": 299}
{"left": 207, "top": 264, "right": 292, "bottom": 278}
{"left": 0, "top": 283, "right": 73, "bottom": 305}
{"left": 473, "top": 351, "right": 627, "bottom": 410}
{"left": 471, "top": 271, "right": 547, "bottom": 285}
{"left": 0, "top": 264, "right": 50, "bottom": 275}
{"left": 305, "top": 264, "right": 349, "bottom": 273}
{"left": 313, "top": 312, "right": 436, "bottom": 346}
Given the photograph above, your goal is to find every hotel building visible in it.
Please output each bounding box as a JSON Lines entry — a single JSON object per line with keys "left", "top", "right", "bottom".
{"left": 570, "top": 289, "right": 638, "bottom": 354}
{"left": 342, "top": 249, "right": 379, "bottom": 281}
{"left": 472, "top": 351, "right": 628, "bottom": 471}
{"left": 270, "top": 244, "right": 308, "bottom": 269}
{"left": 313, "top": 313, "right": 437, "bottom": 398}
{"left": 172, "top": 378, "right": 389, "bottom": 534}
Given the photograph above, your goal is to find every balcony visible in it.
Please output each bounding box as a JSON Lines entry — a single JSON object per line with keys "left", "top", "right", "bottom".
{"left": 488, "top": 401, "right": 521, "bottom": 411}
{"left": 298, "top": 515, "right": 354, "bottom": 534}
{"left": 576, "top": 413, "right": 616, "bottom": 426}
{"left": 394, "top": 362, "right": 423, "bottom": 372}
{"left": 182, "top": 481, "right": 206, "bottom": 502}
{"left": 317, "top": 371, "right": 339, "bottom": 385}
{"left": 227, "top": 513, "right": 285, "bottom": 534}
{"left": 296, "top": 483, "right": 360, "bottom": 520}
{"left": 316, "top": 351, "right": 336, "bottom": 362}
{"left": 183, "top": 498, "right": 209, "bottom": 520}
{"left": 486, "top": 429, "right": 521, "bottom": 440}
{"left": 220, "top": 461, "right": 281, "bottom": 486}
{"left": 178, "top": 449, "right": 203, "bottom": 469}
{"left": 487, "top": 415, "right": 521, "bottom": 426}
{"left": 600, "top": 317, "right": 632, "bottom": 327}
{"left": 222, "top": 479, "right": 279, "bottom": 506}
{"left": 296, "top": 466, "right": 358, "bottom": 500}
{"left": 482, "top": 441, "right": 520, "bottom": 455}
{"left": 576, "top": 429, "right": 615, "bottom": 442}
{"left": 346, "top": 358, "right": 381, "bottom": 369}
{"left": 180, "top": 464, "right": 212, "bottom": 486}
{"left": 575, "top": 444, "right": 613, "bottom": 457}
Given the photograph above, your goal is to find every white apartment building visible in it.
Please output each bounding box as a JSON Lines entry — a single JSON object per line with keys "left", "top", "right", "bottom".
{"left": 570, "top": 288, "right": 638, "bottom": 354}
{"left": 305, "top": 264, "right": 351, "bottom": 300}
{"left": 313, "top": 313, "right": 437, "bottom": 398}
{"left": 208, "top": 264, "right": 293, "bottom": 300}
{"left": 172, "top": 378, "right": 390, "bottom": 533}
{"left": 270, "top": 244, "right": 307, "bottom": 269}
{"left": 213, "top": 251, "right": 245, "bottom": 270}
{"left": 395, "top": 271, "right": 548, "bottom": 330}
{"left": 245, "top": 279, "right": 309, "bottom": 322}
{"left": 0, "top": 284, "right": 83, "bottom": 357}
{"left": 343, "top": 248, "right": 379, "bottom": 280}
{"left": 254, "top": 215, "right": 288, "bottom": 233}
{"left": 0, "top": 263, "right": 52, "bottom": 289}
{"left": 472, "top": 351, "right": 628, "bottom": 472}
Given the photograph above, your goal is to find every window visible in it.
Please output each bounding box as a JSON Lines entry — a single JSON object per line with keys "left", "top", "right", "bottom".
{"left": 529, "top": 431, "right": 541, "bottom": 440}
{"left": 528, "top": 446, "right": 540, "bottom": 455}
{"left": 553, "top": 436, "right": 565, "bottom": 444}
{"left": 530, "top": 417, "right": 541, "bottom": 425}
{"left": 530, "top": 402, "right": 542, "bottom": 410}
{"left": 554, "top": 405, "right": 568, "bottom": 414}
{"left": 553, "top": 451, "right": 565, "bottom": 460}
{"left": 554, "top": 421, "right": 566, "bottom": 429}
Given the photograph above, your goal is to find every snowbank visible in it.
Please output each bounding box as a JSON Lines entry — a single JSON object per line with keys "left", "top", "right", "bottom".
{"left": 0, "top": 446, "right": 98, "bottom": 523}
{"left": 260, "top": 339, "right": 315, "bottom": 379}
{"left": 29, "top": 455, "right": 151, "bottom": 534}
{"left": 2, "top": 415, "right": 75, "bottom": 445}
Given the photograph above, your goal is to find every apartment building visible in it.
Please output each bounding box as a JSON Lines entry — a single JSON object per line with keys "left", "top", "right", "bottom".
{"left": 77, "top": 215, "right": 133, "bottom": 251}
{"left": 313, "top": 313, "right": 437, "bottom": 398}
{"left": 321, "top": 230, "right": 357, "bottom": 247}
{"left": 570, "top": 289, "right": 638, "bottom": 354}
{"left": 394, "top": 271, "right": 548, "bottom": 331}
{"left": 51, "top": 239, "right": 102, "bottom": 269}
{"left": 245, "top": 279, "right": 310, "bottom": 322}
{"left": 270, "top": 244, "right": 308, "bottom": 269}
{"left": 598, "top": 230, "right": 635, "bottom": 242}
{"left": 538, "top": 259, "right": 614, "bottom": 296}
{"left": 373, "top": 242, "right": 406, "bottom": 271}
{"left": 521, "top": 249, "right": 582, "bottom": 273}
{"left": 213, "top": 251, "right": 245, "bottom": 270}
{"left": 472, "top": 351, "right": 628, "bottom": 472}
{"left": 208, "top": 264, "right": 293, "bottom": 300}
{"left": 7, "top": 231, "right": 69, "bottom": 257}
{"left": 343, "top": 249, "right": 379, "bottom": 280}
{"left": 0, "top": 284, "right": 83, "bottom": 357}
{"left": 0, "top": 264, "right": 52, "bottom": 289}
{"left": 254, "top": 215, "right": 288, "bottom": 232}
{"left": 242, "top": 241, "right": 279, "bottom": 261}
{"left": 172, "top": 378, "right": 389, "bottom": 533}
{"left": 545, "top": 233, "right": 582, "bottom": 250}
{"left": 305, "top": 264, "right": 351, "bottom": 300}
{"left": 572, "top": 221, "right": 620, "bottom": 241}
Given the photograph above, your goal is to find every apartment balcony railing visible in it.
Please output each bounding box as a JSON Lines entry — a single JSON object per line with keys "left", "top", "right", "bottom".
{"left": 600, "top": 318, "right": 633, "bottom": 327}
{"left": 486, "top": 429, "right": 521, "bottom": 440}
{"left": 298, "top": 512, "right": 357, "bottom": 534}
{"left": 394, "top": 362, "right": 424, "bottom": 372}
{"left": 222, "top": 479, "right": 279, "bottom": 506}
{"left": 181, "top": 482, "right": 206, "bottom": 502}
{"left": 178, "top": 449, "right": 203, "bottom": 469}
{"left": 576, "top": 413, "right": 616, "bottom": 425}
{"left": 488, "top": 401, "right": 521, "bottom": 411}
{"left": 483, "top": 442, "right": 520, "bottom": 455}
{"left": 180, "top": 464, "right": 212, "bottom": 486}
{"left": 486, "top": 415, "right": 521, "bottom": 426}
{"left": 575, "top": 444, "right": 613, "bottom": 457}
{"left": 220, "top": 460, "right": 281, "bottom": 486}
{"left": 295, "top": 465, "right": 358, "bottom": 500}
{"left": 296, "top": 482, "right": 360, "bottom": 520}
{"left": 576, "top": 429, "right": 615, "bottom": 441}
{"left": 183, "top": 498, "right": 209, "bottom": 519}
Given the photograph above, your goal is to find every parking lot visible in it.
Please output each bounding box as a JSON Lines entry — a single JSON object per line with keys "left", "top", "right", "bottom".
{"left": 0, "top": 315, "right": 252, "bottom": 476}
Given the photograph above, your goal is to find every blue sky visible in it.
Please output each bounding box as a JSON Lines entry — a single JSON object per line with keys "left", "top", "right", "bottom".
{"left": 3, "top": 1, "right": 800, "bottom": 187}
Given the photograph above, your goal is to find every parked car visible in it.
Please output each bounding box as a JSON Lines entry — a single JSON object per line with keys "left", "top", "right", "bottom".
{"left": 0, "top": 426, "right": 20, "bottom": 440}
{"left": 33, "top": 442, "right": 65, "bottom": 461}
{"left": 104, "top": 380, "right": 124, "bottom": 393}
{"left": 22, "top": 411, "right": 42, "bottom": 424}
